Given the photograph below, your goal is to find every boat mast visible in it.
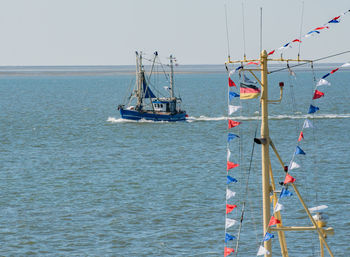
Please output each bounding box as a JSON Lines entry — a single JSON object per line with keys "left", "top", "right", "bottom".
{"left": 260, "top": 50, "right": 272, "bottom": 257}
{"left": 169, "top": 55, "right": 175, "bottom": 99}
{"left": 136, "top": 52, "right": 143, "bottom": 108}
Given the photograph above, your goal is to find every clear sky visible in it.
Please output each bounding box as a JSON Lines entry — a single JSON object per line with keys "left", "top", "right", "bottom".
{"left": 0, "top": 0, "right": 349, "bottom": 66}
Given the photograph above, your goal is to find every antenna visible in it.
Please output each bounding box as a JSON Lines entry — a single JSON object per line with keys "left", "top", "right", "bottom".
{"left": 298, "top": 1, "right": 305, "bottom": 60}
{"left": 260, "top": 7, "right": 263, "bottom": 54}
{"left": 224, "top": 4, "right": 231, "bottom": 60}
{"left": 242, "top": 2, "right": 247, "bottom": 59}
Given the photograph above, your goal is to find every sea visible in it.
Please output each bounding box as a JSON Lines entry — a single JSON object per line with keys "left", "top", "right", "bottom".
{"left": 0, "top": 64, "right": 349, "bottom": 256}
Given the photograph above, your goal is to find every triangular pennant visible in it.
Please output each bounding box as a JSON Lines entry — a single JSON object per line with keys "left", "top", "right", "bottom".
{"left": 229, "top": 92, "right": 240, "bottom": 100}
{"left": 303, "top": 119, "right": 313, "bottom": 129}
{"left": 227, "top": 149, "right": 231, "bottom": 161}
{"left": 279, "top": 188, "right": 293, "bottom": 198}
{"left": 308, "top": 104, "right": 319, "bottom": 114}
{"left": 227, "top": 161, "right": 239, "bottom": 170}
{"left": 226, "top": 189, "right": 236, "bottom": 200}
{"left": 263, "top": 232, "right": 275, "bottom": 241}
{"left": 228, "top": 133, "right": 240, "bottom": 142}
{"left": 224, "top": 247, "right": 235, "bottom": 257}
{"left": 330, "top": 68, "right": 339, "bottom": 74}
{"left": 228, "top": 105, "right": 242, "bottom": 115}
{"left": 316, "top": 79, "right": 331, "bottom": 87}
{"left": 295, "top": 146, "right": 306, "bottom": 155}
{"left": 268, "top": 216, "right": 281, "bottom": 226}
{"left": 227, "top": 176, "right": 237, "bottom": 184}
{"left": 313, "top": 90, "right": 325, "bottom": 100}
{"left": 289, "top": 161, "right": 300, "bottom": 170}
{"left": 268, "top": 50, "right": 275, "bottom": 56}
{"left": 225, "top": 218, "right": 238, "bottom": 229}
{"left": 228, "top": 120, "right": 241, "bottom": 129}
{"left": 228, "top": 77, "right": 236, "bottom": 87}
{"left": 274, "top": 202, "right": 284, "bottom": 213}
{"left": 257, "top": 245, "right": 270, "bottom": 256}
{"left": 298, "top": 131, "right": 304, "bottom": 142}
{"left": 341, "top": 62, "right": 350, "bottom": 67}
{"left": 226, "top": 204, "right": 237, "bottom": 214}
{"left": 284, "top": 174, "right": 296, "bottom": 184}
{"left": 225, "top": 233, "right": 236, "bottom": 243}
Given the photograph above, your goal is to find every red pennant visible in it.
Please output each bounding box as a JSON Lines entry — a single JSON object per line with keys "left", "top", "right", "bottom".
{"left": 228, "top": 77, "right": 236, "bottom": 87}
{"left": 284, "top": 174, "right": 296, "bottom": 184}
{"left": 228, "top": 120, "right": 241, "bottom": 129}
{"left": 268, "top": 50, "right": 275, "bottom": 56}
{"left": 315, "top": 26, "right": 329, "bottom": 30}
{"left": 330, "top": 68, "right": 339, "bottom": 74}
{"left": 268, "top": 216, "right": 281, "bottom": 226}
{"left": 247, "top": 61, "right": 259, "bottom": 65}
{"left": 292, "top": 39, "right": 302, "bottom": 43}
{"left": 227, "top": 161, "right": 239, "bottom": 170}
{"left": 313, "top": 90, "right": 325, "bottom": 100}
{"left": 298, "top": 131, "right": 304, "bottom": 142}
{"left": 226, "top": 204, "right": 237, "bottom": 214}
{"left": 224, "top": 247, "right": 235, "bottom": 257}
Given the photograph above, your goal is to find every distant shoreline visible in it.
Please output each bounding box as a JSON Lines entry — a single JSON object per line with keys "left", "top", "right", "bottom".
{"left": 0, "top": 63, "right": 348, "bottom": 76}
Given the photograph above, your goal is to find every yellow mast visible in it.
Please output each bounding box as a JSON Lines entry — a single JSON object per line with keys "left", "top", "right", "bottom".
{"left": 225, "top": 51, "right": 335, "bottom": 257}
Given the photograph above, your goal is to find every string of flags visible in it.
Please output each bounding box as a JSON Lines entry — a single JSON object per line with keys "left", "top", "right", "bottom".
{"left": 268, "top": 10, "right": 350, "bottom": 56}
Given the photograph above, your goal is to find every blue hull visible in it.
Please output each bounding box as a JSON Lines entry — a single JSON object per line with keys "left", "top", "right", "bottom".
{"left": 120, "top": 109, "right": 186, "bottom": 122}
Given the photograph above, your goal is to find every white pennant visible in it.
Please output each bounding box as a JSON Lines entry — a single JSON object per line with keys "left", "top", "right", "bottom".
{"left": 274, "top": 202, "right": 284, "bottom": 213}
{"left": 303, "top": 119, "right": 313, "bottom": 129}
{"left": 225, "top": 218, "right": 237, "bottom": 229}
{"left": 309, "top": 205, "right": 328, "bottom": 213}
{"left": 229, "top": 70, "right": 235, "bottom": 76}
{"left": 289, "top": 161, "right": 300, "bottom": 170}
{"left": 228, "top": 105, "right": 242, "bottom": 115}
{"left": 341, "top": 62, "right": 350, "bottom": 67}
{"left": 316, "top": 79, "right": 331, "bottom": 87}
{"left": 227, "top": 149, "right": 231, "bottom": 161}
{"left": 257, "top": 245, "right": 270, "bottom": 256}
{"left": 226, "top": 189, "right": 236, "bottom": 200}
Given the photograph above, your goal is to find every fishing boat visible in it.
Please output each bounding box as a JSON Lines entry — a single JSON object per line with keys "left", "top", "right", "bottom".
{"left": 223, "top": 9, "right": 350, "bottom": 257}
{"left": 118, "top": 51, "right": 187, "bottom": 121}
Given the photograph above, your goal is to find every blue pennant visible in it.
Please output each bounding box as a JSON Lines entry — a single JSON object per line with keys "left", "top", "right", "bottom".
{"left": 227, "top": 176, "right": 238, "bottom": 184}
{"left": 322, "top": 73, "right": 330, "bottom": 79}
{"left": 225, "top": 233, "right": 236, "bottom": 243}
{"left": 280, "top": 187, "right": 293, "bottom": 198}
{"left": 308, "top": 105, "right": 320, "bottom": 114}
{"left": 229, "top": 92, "right": 240, "bottom": 100}
{"left": 263, "top": 232, "right": 274, "bottom": 241}
{"left": 228, "top": 133, "right": 240, "bottom": 142}
{"left": 295, "top": 146, "right": 306, "bottom": 155}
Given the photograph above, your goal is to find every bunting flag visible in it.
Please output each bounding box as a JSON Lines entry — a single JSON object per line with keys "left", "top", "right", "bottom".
{"left": 226, "top": 189, "right": 236, "bottom": 199}
{"left": 289, "top": 161, "right": 300, "bottom": 170}
{"left": 228, "top": 120, "right": 241, "bottom": 129}
{"left": 308, "top": 104, "right": 319, "bottom": 114}
{"left": 268, "top": 50, "right": 275, "bottom": 56}
{"left": 298, "top": 131, "right": 304, "bottom": 142}
{"left": 228, "top": 105, "right": 242, "bottom": 115}
{"left": 240, "top": 83, "right": 261, "bottom": 99}
{"left": 274, "top": 202, "right": 284, "bottom": 213}
{"left": 292, "top": 39, "right": 302, "bottom": 43}
{"left": 341, "top": 62, "right": 350, "bottom": 67}
{"left": 225, "top": 233, "right": 236, "bottom": 243}
{"left": 330, "top": 68, "right": 339, "bottom": 74}
{"left": 322, "top": 73, "right": 330, "bottom": 79}
{"left": 314, "top": 26, "right": 329, "bottom": 30}
{"left": 284, "top": 174, "right": 296, "bottom": 184}
{"left": 228, "top": 133, "right": 240, "bottom": 142}
{"left": 247, "top": 61, "right": 259, "bottom": 65}
{"left": 280, "top": 188, "right": 293, "bottom": 198}
{"left": 268, "top": 216, "right": 281, "bottom": 226}
{"left": 227, "top": 176, "right": 237, "bottom": 184}
{"left": 227, "top": 161, "right": 239, "bottom": 170}
{"left": 316, "top": 78, "right": 331, "bottom": 87}
{"left": 228, "top": 77, "right": 236, "bottom": 87}
{"left": 225, "top": 218, "right": 238, "bottom": 228}
{"left": 257, "top": 245, "right": 270, "bottom": 256}
{"left": 229, "top": 92, "right": 240, "bottom": 100}
{"left": 224, "top": 247, "right": 235, "bottom": 257}
{"left": 295, "top": 146, "right": 306, "bottom": 155}
{"left": 226, "top": 204, "right": 237, "bottom": 214}
{"left": 328, "top": 16, "right": 340, "bottom": 23}
{"left": 227, "top": 149, "right": 231, "bottom": 161}
{"left": 263, "top": 232, "right": 275, "bottom": 241}
{"left": 313, "top": 90, "right": 325, "bottom": 99}
{"left": 303, "top": 119, "right": 313, "bottom": 128}
{"left": 305, "top": 30, "right": 320, "bottom": 37}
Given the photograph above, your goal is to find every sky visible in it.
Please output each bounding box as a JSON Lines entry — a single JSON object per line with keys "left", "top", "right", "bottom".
{"left": 0, "top": 0, "right": 349, "bottom": 66}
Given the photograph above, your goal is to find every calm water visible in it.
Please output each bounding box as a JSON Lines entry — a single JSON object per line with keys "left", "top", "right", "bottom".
{"left": 0, "top": 66, "right": 349, "bottom": 256}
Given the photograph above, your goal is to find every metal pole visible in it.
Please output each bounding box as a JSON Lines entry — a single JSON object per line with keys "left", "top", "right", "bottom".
{"left": 169, "top": 55, "right": 174, "bottom": 99}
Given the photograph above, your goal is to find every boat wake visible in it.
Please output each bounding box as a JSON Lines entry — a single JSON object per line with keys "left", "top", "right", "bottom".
{"left": 108, "top": 114, "right": 350, "bottom": 124}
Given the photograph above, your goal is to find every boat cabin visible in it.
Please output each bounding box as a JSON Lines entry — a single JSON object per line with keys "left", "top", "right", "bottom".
{"left": 152, "top": 99, "right": 180, "bottom": 113}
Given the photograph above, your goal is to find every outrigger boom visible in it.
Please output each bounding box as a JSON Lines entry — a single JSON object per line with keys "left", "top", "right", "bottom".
{"left": 225, "top": 50, "right": 334, "bottom": 257}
